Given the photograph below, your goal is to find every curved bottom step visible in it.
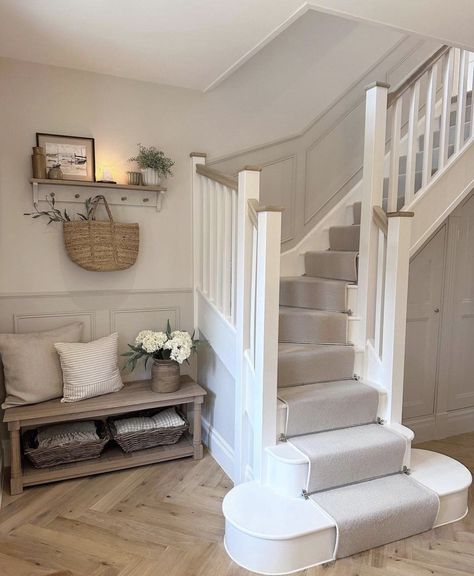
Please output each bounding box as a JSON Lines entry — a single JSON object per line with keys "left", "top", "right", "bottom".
{"left": 223, "top": 449, "right": 471, "bottom": 575}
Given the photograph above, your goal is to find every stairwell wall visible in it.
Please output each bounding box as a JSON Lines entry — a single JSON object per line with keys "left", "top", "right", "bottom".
{"left": 211, "top": 38, "right": 440, "bottom": 252}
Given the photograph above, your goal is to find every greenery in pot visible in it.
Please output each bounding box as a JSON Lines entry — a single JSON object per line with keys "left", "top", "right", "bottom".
{"left": 128, "top": 144, "right": 174, "bottom": 178}
{"left": 123, "top": 320, "right": 198, "bottom": 371}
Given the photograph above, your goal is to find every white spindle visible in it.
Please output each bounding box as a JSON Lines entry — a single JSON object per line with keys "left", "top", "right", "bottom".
{"left": 388, "top": 97, "right": 403, "bottom": 212}
{"left": 231, "top": 189, "right": 238, "bottom": 325}
{"left": 470, "top": 56, "right": 474, "bottom": 138}
{"left": 210, "top": 181, "right": 218, "bottom": 301}
{"left": 249, "top": 226, "right": 257, "bottom": 365}
{"left": 455, "top": 50, "right": 469, "bottom": 151}
{"left": 439, "top": 49, "right": 455, "bottom": 169}
{"left": 215, "top": 184, "right": 224, "bottom": 310}
{"left": 223, "top": 189, "right": 232, "bottom": 318}
{"left": 422, "top": 63, "right": 438, "bottom": 188}
{"left": 374, "top": 228, "right": 386, "bottom": 357}
{"left": 202, "top": 180, "right": 210, "bottom": 295}
{"left": 404, "top": 82, "right": 420, "bottom": 205}
{"left": 191, "top": 153, "right": 207, "bottom": 329}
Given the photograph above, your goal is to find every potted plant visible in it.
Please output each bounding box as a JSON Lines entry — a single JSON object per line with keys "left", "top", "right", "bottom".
{"left": 128, "top": 144, "right": 174, "bottom": 186}
{"left": 123, "top": 321, "right": 197, "bottom": 393}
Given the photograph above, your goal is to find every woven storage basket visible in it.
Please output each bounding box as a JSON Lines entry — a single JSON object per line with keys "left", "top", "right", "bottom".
{"left": 63, "top": 195, "right": 139, "bottom": 272}
{"left": 108, "top": 409, "right": 189, "bottom": 453}
{"left": 23, "top": 421, "right": 110, "bottom": 468}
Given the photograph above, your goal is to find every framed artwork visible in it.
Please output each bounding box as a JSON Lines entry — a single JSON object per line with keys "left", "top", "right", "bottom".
{"left": 36, "top": 133, "right": 96, "bottom": 182}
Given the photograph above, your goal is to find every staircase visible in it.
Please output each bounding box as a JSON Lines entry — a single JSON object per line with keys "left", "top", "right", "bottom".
{"left": 223, "top": 201, "right": 470, "bottom": 574}
{"left": 223, "top": 203, "right": 471, "bottom": 574}
{"left": 192, "top": 44, "right": 474, "bottom": 576}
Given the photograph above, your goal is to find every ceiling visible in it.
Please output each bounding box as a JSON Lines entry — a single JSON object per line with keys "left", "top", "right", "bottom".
{"left": 305, "top": 0, "right": 474, "bottom": 51}
{"left": 0, "top": 0, "right": 306, "bottom": 91}
{"left": 0, "top": 1, "right": 470, "bottom": 92}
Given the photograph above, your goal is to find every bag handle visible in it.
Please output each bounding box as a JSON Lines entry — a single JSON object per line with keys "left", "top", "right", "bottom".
{"left": 90, "top": 195, "right": 114, "bottom": 222}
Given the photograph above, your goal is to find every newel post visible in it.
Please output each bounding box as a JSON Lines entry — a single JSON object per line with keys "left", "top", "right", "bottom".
{"left": 358, "top": 82, "right": 389, "bottom": 363}
{"left": 253, "top": 207, "right": 281, "bottom": 481}
{"left": 381, "top": 212, "right": 414, "bottom": 424}
{"left": 234, "top": 166, "right": 260, "bottom": 484}
{"left": 190, "top": 153, "right": 207, "bottom": 331}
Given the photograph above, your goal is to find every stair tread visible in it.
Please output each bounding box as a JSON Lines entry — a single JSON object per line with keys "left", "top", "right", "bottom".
{"left": 311, "top": 473, "right": 439, "bottom": 559}
{"left": 279, "top": 306, "right": 347, "bottom": 317}
{"left": 305, "top": 250, "right": 359, "bottom": 282}
{"left": 290, "top": 423, "right": 406, "bottom": 493}
{"left": 278, "top": 342, "right": 352, "bottom": 353}
{"left": 280, "top": 276, "right": 351, "bottom": 286}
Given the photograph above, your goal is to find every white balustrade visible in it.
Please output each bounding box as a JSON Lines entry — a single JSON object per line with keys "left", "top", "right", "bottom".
{"left": 360, "top": 46, "right": 474, "bottom": 424}
{"left": 191, "top": 155, "right": 282, "bottom": 483}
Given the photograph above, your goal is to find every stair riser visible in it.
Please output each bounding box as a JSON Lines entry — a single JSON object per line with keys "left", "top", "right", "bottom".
{"left": 352, "top": 202, "right": 361, "bottom": 225}
{"left": 328, "top": 225, "right": 360, "bottom": 251}
{"left": 279, "top": 312, "right": 348, "bottom": 345}
{"left": 224, "top": 522, "right": 336, "bottom": 575}
{"left": 279, "top": 281, "right": 347, "bottom": 311}
{"left": 305, "top": 252, "right": 358, "bottom": 282}
{"left": 278, "top": 346, "right": 354, "bottom": 388}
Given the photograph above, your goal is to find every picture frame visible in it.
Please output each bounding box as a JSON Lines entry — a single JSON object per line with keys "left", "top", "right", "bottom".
{"left": 36, "top": 133, "right": 96, "bottom": 182}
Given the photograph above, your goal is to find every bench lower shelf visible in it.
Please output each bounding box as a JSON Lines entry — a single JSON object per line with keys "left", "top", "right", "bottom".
{"left": 22, "top": 435, "right": 194, "bottom": 487}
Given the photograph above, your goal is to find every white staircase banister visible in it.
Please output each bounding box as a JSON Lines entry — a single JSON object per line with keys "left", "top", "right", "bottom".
{"left": 196, "top": 163, "right": 238, "bottom": 190}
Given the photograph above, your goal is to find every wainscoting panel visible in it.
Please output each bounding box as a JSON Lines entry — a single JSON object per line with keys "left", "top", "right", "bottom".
{"left": 0, "top": 289, "right": 193, "bottom": 385}
{"left": 15, "top": 311, "right": 96, "bottom": 342}
{"left": 304, "top": 100, "right": 365, "bottom": 225}
{"left": 260, "top": 156, "right": 296, "bottom": 243}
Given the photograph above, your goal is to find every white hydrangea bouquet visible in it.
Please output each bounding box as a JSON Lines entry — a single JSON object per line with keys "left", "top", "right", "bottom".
{"left": 124, "top": 321, "right": 197, "bottom": 369}
{"left": 123, "top": 321, "right": 197, "bottom": 393}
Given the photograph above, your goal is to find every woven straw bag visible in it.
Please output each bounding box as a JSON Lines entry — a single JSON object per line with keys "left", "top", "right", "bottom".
{"left": 63, "top": 195, "right": 139, "bottom": 272}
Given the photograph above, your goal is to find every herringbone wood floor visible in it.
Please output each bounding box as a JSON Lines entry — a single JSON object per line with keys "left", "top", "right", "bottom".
{"left": 0, "top": 433, "right": 472, "bottom": 576}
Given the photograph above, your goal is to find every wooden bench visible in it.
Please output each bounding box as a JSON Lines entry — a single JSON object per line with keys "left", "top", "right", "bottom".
{"left": 3, "top": 375, "right": 206, "bottom": 495}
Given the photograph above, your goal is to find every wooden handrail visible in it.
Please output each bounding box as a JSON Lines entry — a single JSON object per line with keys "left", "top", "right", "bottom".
{"left": 373, "top": 205, "right": 388, "bottom": 236}
{"left": 387, "top": 45, "right": 449, "bottom": 108}
{"left": 196, "top": 164, "right": 238, "bottom": 190}
{"left": 248, "top": 198, "right": 284, "bottom": 227}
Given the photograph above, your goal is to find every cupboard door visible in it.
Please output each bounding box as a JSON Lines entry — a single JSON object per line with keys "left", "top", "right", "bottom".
{"left": 444, "top": 194, "right": 474, "bottom": 411}
{"left": 403, "top": 226, "right": 446, "bottom": 419}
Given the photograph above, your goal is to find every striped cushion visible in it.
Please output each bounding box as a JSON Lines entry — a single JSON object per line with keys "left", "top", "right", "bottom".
{"left": 55, "top": 333, "right": 123, "bottom": 403}
{"left": 114, "top": 408, "right": 185, "bottom": 435}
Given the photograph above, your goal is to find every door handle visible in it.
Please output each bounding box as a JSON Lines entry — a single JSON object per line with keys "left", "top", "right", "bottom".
{"left": 434, "top": 307, "right": 440, "bottom": 313}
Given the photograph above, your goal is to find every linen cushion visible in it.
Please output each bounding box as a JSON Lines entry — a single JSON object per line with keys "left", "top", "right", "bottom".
{"left": 55, "top": 333, "right": 123, "bottom": 402}
{"left": 0, "top": 322, "right": 83, "bottom": 408}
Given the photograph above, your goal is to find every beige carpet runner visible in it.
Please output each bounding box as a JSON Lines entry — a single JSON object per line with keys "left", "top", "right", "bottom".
{"left": 277, "top": 200, "right": 439, "bottom": 559}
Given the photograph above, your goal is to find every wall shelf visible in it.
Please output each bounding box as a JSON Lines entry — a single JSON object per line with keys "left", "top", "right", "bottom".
{"left": 30, "top": 178, "right": 167, "bottom": 212}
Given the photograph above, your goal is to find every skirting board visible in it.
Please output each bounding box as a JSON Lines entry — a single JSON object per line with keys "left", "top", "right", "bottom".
{"left": 201, "top": 416, "right": 235, "bottom": 482}
{"left": 406, "top": 406, "right": 474, "bottom": 444}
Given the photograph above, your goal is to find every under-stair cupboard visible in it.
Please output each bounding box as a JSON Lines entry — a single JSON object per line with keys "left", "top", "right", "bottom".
{"left": 404, "top": 190, "right": 474, "bottom": 441}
